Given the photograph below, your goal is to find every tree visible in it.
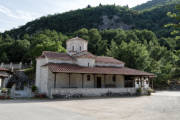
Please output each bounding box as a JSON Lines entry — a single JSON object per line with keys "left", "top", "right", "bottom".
{"left": 165, "top": 4, "right": 180, "bottom": 81}
{"left": 107, "top": 40, "right": 151, "bottom": 70}
{"left": 87, "top": 5, "right": 91, "bottom": 8}
{"left": 30, "top": 41, "right": 66, "bottom": 59}
{"left": 88, "top": 28, "right": 102, "bottom": 54}
{"left": 0, "top": 52, "right": 8, "bottom": 62}
{"left": 165, "top": 4, "right": 180, "bottom": 39}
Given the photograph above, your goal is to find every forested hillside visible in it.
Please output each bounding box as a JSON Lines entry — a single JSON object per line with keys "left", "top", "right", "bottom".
{"left": 3, "top": 3, "right": 177, "bottom": 39}
{"left": 0, "top": 1, "right": 180, "bottom": 88}
{"left": 133, "top": 0, "right": 180, "bottom": 11}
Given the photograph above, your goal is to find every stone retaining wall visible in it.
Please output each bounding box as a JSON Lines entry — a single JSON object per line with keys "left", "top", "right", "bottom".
{"left": 51, "top": 88, "right": 136, "bottom": 98}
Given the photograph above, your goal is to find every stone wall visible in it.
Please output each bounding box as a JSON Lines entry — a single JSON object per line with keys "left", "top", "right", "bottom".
{"left": 51, "top": 88, "right": 136, "bottom": 98}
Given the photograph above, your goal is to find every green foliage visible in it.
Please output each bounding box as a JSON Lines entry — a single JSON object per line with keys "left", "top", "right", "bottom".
{"left": 107, "top": 40, "right": 151, "bottom": 71}
{"left": 0, "top": 2, "right": 179, "bottom": 89}
{"left": 3, "top": 4, "right": 177, "bottom": 39}
{"left": 32, "top": 85, "right": 37, "bottom": 92}
{"left": 133, "top": 0, "right": 180, "bottom": 11}
{"left": 0, "top": 30, "right": 66, "bottom": 62}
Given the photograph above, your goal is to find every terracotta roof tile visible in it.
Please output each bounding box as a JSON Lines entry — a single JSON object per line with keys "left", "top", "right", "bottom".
{"left": 66, "top": 37, "right": 88, "bottom": 43}
{"left": 45, "top": 63, "right": 155, "bottom": 77}
{"left": 0, "top": 67, "right": 8, "bottom": 71}
{"left": 95, "top": 56, "right": 125, "bottom": 64}
{"left": 72, "top": 51, "right": 96, "bottom": 58}
{"left": 41, "top": 51, "right": 73, "bottom": 60}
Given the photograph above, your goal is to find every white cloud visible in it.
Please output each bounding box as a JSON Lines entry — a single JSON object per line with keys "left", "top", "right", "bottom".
{"left": 0, "top": 4, "right": 39, "bottom": 21}
{"left": 0, "top": 0, "right": 150, "bottom": 32}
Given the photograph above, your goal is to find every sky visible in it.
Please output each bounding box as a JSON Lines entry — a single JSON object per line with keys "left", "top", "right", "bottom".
{"left": 0, "top": 0, "right": 150, "bottom": 32}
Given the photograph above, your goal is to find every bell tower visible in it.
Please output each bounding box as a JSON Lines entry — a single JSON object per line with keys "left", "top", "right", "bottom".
{"left": 66, "top": 37, "right": 88, "bottom": 55}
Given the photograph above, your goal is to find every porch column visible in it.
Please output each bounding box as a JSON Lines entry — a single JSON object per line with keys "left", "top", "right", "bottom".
{"left": 133, "top": 77, "right": 135, "bottom": 88}
{"left": 141, "top": 77, "right": 143, "bottom": 87}
{"left": 81, "top": 73, "right": 84, "bottom": 88}
{"left": 151, "top": 78, "right": 154, "bottom": 89}
{"left": 54, "top": 73, "right": 56, "bottom": 88}
{"left": 69, "top": 73, "right": 71, "bottom": 88}
{"left": 104, "top": 74, "right": 106, "bottom": 88}
{"left": 93, "top": 74, "right": 96, "bottom": 88}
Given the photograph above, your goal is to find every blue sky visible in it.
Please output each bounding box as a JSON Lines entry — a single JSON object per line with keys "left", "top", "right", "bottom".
{"left": 0, "top": 0, "right": 150, "bottom": 32}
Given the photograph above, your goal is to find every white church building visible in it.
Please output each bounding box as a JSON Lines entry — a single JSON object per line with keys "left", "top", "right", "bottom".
{"left": 36, "top": 37, "right": 155, "bottom": 98}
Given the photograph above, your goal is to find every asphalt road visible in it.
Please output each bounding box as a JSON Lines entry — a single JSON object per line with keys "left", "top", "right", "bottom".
{"left": 0, "top": 91, "right": 180, "bottom": 120}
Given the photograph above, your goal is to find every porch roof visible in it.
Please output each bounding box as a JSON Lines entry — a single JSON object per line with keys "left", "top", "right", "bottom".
{"left": 44, "top": 63, "right": 155, "bottom": 77}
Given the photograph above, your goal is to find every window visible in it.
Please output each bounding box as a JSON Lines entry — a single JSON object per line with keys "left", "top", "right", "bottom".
{"left": 80, "top": 46, "right": 81, "bottom": 51}
{"left": 88, "top": 63, "right": 90, "bottom": 67}
{"left": 87, "top": 75, "right": 90, "bottom": 81}
{"left": 72, "top": 46, "right": 74, "bottom": 51}
{"left": 112, "top": 75, "right": 116, "bottom": 82}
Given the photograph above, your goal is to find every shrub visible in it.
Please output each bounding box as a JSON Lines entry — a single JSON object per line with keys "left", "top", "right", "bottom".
{"left": 147, "top": 88, "right": 154, "bottom": 96}
{"left": 136, "top": 88, "right": 142, "bottom": 96}
{"left": 32, "top": 86, "right": 37, "bottom": 92}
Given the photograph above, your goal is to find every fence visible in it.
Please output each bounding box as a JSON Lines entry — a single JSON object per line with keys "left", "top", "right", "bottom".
{"left": 0, "top": 62, "right": 32, "bottom": 70}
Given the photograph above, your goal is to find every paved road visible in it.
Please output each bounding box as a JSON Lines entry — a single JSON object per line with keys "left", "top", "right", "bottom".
{"left": 0, "top": 91, "right": 180, "bottom": 120}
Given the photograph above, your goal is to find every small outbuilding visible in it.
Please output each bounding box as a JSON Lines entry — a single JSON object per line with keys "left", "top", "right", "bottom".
{"left": 0, "top": 67, "right": 10, "bottom": 88}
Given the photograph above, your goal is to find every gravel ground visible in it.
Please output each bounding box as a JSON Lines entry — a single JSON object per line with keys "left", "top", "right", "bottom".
{"left": 0, "top": 91, "right": 180, "bottom": 120}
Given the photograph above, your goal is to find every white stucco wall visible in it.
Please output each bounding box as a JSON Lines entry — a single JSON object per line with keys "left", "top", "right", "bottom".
{"left": 56, "top": 73, "right": 69, "bottom": 88}
{"left": 38, "top": 66, "right": 49, "bottom": 94}
{"left": 35, "top": 58, "right": 48, "bottom": 88}
{"left": 116, "top": 75, "right": 124, "bottom": 88}
{"left": 83, "top": 74, "right": 95, "bottom": 88}
{"left": 48, "top": 58, "right": 74, "bottom": 64}
{"left": 96, "top": 62, "right": 124, "bottom": 67}
{"left": 76, "top": 58, "right": 95, "bottom": 67}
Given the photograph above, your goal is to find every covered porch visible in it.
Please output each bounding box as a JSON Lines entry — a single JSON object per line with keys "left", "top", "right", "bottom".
{"left": 50, "top": 73, "right": 153, "bottom": 98}
{"left": 45, "top": 63, "right": 155, "bottom": 98}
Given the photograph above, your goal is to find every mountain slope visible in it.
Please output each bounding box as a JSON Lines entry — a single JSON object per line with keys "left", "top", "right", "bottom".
{"left": 4, "top": 3, "right": 177, "bottom": 39}
{"left": 133, "top": 0, "right": 180, "bottom": 11}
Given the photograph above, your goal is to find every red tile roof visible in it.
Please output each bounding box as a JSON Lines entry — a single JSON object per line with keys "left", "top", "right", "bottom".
{"left": 40, "top": 51, "right": 73, "bottom": 60}
{"left": 66, "top": 37, "right": 88, "bottom": 43}
{"left": 72, "top": 50, "right": 96, "bottom": 58}
{"left": 45, "top": 63, "right": 155, "bottom": 77}
{"left": 95, "top": 56, "right": 125, "bottom": 64}
{"left": 37, "top": 51, "right": 125, "bottom": 65}
{"left": 0, "top": 67, "right": 8, "bottom": 71}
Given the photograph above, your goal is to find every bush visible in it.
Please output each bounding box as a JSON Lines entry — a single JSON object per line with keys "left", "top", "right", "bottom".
{"left": 0, "top": 88, "right": 11, "bottom": 99}
{"left": 147, "top": 88, "right": 154, "bottom": 96}
{"left": 32, "top": 86, "right": 37, "bottom": 92}
{"left": 136, "top": 88, "right": 142, "bottom": 96}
